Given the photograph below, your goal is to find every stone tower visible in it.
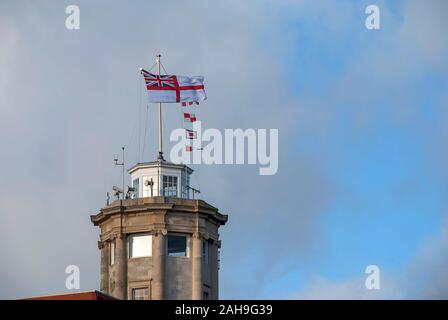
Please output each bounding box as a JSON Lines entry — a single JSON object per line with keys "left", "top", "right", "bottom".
{"left": 90, "top": 160, "right": 228, "bottom": 300}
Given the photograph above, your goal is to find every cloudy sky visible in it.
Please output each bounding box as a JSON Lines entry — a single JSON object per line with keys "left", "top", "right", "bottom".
{"left": 1, "top": 0, "right": 447, "bottom": 299}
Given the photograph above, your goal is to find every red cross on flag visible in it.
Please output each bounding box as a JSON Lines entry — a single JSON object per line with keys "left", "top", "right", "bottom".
{"left": 140, "top": 68, "right": 206, "bottom": 103}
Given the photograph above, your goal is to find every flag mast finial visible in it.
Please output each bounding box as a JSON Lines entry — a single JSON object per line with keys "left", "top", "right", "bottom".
{"left": 156, "top": 54, "right": 164, "bottom": 161}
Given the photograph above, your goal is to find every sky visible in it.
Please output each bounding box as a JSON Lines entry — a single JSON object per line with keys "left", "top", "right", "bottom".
{"left": 0, "top": 0, "right": 447, "bottom": 299}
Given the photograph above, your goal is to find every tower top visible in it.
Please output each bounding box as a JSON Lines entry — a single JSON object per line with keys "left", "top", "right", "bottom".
{"left": 92, "top": 55, "right": 226, "bottom": 301}
{"left": 128, "top": 161, "right": 195, "bottom": 199}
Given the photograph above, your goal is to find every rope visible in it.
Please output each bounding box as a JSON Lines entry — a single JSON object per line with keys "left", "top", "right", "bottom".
{"left": 142, "top": 104, "right": 149, "bottom": 162}
{"left": 160, "top": 61, "right": 169, "bottom": 75}
{"left": 146, "top": 61, "right": 157, "bottom": 73}
{"left": 125, "top": 74, "right": 142, "bottom": 165}
{"left": 137, "top": 75, "right": 143, "bottom": 162}
{"left": 180, "top": 104, "right": 185, "bottom": 130}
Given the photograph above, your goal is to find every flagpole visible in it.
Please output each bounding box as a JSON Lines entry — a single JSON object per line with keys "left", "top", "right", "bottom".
{"left": 156, "top": 54, "right": 164, "bottom": 161}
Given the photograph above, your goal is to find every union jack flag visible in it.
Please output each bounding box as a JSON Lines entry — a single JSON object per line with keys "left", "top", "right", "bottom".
{"left": 141, "top": 69, "right": 178, "bottom": 89}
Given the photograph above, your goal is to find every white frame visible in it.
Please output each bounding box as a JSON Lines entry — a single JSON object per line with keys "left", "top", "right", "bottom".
{"left": 129, "top": 234, "right": 152, "bottom": 258}
{"left": 167, "top": 234, "right": 190, "bottom": 258}
{"left": 110, "top": 241, "right": 115, "bottom": 265}
{"left": 131, "top": 287, "right": 149, "bottom": 300}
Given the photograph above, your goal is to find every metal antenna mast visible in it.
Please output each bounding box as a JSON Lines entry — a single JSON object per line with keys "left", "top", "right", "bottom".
{"left": 113, "top": 146, "right": 125, "bottom": 200}
{"left": 156, "top": 54, "right": 164, "bottom": 161}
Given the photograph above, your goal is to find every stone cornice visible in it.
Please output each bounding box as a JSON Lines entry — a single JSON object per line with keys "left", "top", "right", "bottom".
{"left": 90, "top": 196, "right": 228, "bottom": 226}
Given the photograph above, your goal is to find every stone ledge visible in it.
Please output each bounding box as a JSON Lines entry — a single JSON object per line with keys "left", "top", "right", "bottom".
{"left": 91, "top": 196, "right": 228, "bottom": 226}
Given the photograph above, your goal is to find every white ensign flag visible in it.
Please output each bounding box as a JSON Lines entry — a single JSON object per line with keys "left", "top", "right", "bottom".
{"left": 140, "top": 68, "right": 206, "bottom": 104}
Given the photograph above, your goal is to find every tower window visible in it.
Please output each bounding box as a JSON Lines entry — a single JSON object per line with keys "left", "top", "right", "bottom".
{"left": 129, "top": 234, "right": 152, "bottom": 258}
{"left": 132, "top": 178, "right": 139, "bottom": 199}
{"left": 202, "top": 240, "right": 209, "bottom": 264}
{"left": 167, "top": 235, "right": 188, "bottom": 257}
{"left": 162, "top": 175, "right": 178, "bottom": 197}
{"left": 181, "top": 169, "right": 190, "bottom": 198}
{"left": 132, "top": 287, "right": 149, "bottom": 300}
{"left": 110, "top": 241, "right": 115, "bottom": 265}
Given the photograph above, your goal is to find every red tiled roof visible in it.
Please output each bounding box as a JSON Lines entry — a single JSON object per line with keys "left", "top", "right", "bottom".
{"left": 22, "top": 290, "right": 117, "bottom": 300}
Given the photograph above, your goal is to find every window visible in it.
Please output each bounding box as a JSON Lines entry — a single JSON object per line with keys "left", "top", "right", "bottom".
{"left": 162, "top": 175, "right": 178, "bottom": 197}
{"left": 181, "top": 169, "right": 190, "bottom": 198}
{"left": 167, "top": 235, "right": 188, "bottom": 257}
{"left": 202, "top": 240, "right": 209, "bottom": 264}
{"left": 132, "top": 178, "right": 139, "bottom": 199}
{"left": 132, "top": 287, "right": 149, "bottom": 300}
{"left": 110, "top": 241, "right": 115, "bottom": 265}
{"left": 129, "top": 234, "right": 152, "bottom": 258}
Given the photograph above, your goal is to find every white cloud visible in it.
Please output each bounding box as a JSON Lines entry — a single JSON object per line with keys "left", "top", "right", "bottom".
{"left": 294, "top": 274, "right": 403, "bottom": 300}
{"left": 0, "top": 0, "right": 447, "bottom": 300}
{"left": 404, "top": 217, "right": 448, "bottom": 299}
{"left": 292, "top": 215, "right": 448, "bottom": 300}
{"left": 0, "top": 1, "right": 335, "bottom": 299}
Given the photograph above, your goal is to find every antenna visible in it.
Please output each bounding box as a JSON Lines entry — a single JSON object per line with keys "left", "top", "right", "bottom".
{"left": 112, "top": 148, "right": 125, "bottom": 238}
{"left": 113, "top": 147, "right": 125, "bottom": 200}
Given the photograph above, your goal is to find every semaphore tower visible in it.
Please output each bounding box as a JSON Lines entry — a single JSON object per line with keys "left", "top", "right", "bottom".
{"left": 90, "top": 55, "right": 228, "bottom": 300}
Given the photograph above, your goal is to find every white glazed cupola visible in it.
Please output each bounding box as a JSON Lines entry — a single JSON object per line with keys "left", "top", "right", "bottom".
{"left": 128, "top": 160, "right": 193, "bottom": 199}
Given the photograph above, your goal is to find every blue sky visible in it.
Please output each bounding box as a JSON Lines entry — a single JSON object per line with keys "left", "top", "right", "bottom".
{"left": 0, "top": 0, "right": 447, "bottom": 299}
{"left": 252, "top": 0, "right": 448, "bottom": 298}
